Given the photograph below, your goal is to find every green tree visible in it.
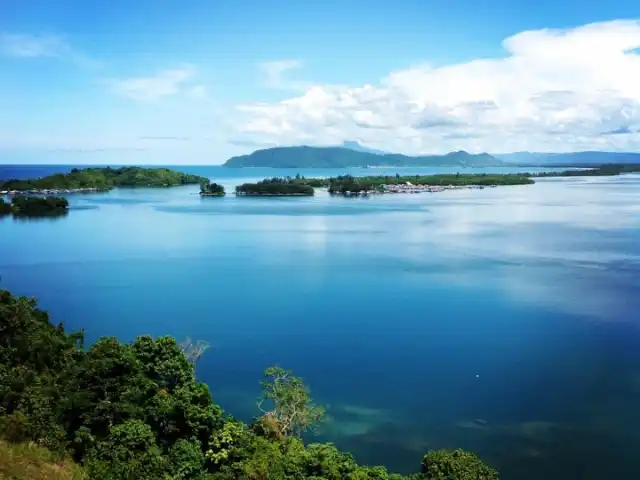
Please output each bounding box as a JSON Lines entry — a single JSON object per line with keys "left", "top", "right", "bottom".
{"left": 419, "top": 449, "right": 499, "bottom": 480}
{"left": 257, "top": 366, "right": 325, "bottom": 440}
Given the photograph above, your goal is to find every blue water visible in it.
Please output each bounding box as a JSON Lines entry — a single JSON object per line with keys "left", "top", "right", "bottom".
{"left": 2, "top": 165, "right": 640, "bottom": 479}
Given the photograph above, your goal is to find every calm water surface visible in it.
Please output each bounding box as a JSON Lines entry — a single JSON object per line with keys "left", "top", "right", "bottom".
{"left": 1, "top": 165, "right": 640, "bottom": 479}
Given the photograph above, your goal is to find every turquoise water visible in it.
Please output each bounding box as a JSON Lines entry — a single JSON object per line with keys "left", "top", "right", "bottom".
{"left": 1, "top": 166, "right": 640, "bottom": 479}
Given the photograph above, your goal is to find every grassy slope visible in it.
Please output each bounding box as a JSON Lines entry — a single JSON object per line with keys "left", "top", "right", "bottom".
{"left": 0, "top": 440, "right": 85, "bottom": 480}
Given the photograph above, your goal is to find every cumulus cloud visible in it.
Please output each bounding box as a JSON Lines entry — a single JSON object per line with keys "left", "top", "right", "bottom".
{"left": 236, "top": 20, "right": 640, "bottom": 154}
{"left": 110, "top": 67, "right": 199, "bottom": 102}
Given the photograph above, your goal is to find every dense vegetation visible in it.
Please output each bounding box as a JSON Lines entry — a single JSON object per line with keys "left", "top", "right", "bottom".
{"left": 200, "top": 180, "right": 226, "bottom": 196}
{"left": 0, "top": 195, "right": 69, "bottom": 218}
{"left": 224, "top": 147, "right": 502, "bottom": 168}
{"left": 0, "top": 289, "right": 498, "bottom": 479}
{"left": 496, "top": 151, "right": 640, "bottom": 166}
{"left": 235, "top": 177, "right": 315, "bottom": 196}
{"left": 325, "top": 173, "right": 533, "bottom": 194}
{"left": 0, "top": 167, "right": 207, "bottom": 192}
{"left": 531, "top": 164, "right": 640, "bottom": 177}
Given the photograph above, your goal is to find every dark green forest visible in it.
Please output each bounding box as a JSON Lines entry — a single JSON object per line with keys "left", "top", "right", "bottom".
{"left": 0, "top": 167, "right": 206, "bottom": 192}
{"left": 0, "top": 195, "right": 69, "bottom": 218}
{"left": 0, "top": 290, "right": 498, "bottom": 479}
{"left": 200, "top": 180, "right": 226, "bottom": 196}
{"left": 530, "top": 164, "right": 640, "bottom": 177}
{"left": 324, "top": 174, "right": 533, "bottom": 194}
{"left": 236, "top": 178, "right": 315, "bottom": 196}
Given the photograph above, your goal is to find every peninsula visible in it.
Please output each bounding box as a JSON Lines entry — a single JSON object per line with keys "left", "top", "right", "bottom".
{"left": 224, "top": 146, "right": 503, "bottom": 168}
{"left": 199, "top": 179, "right": 226, "bottom": 196}
{"left": 0, "top": 195, "right": 69, "bottom": 217}
{"left": 0, "top": 166, "right": 207, "bottom": 194}
{"left": 235, "top": 177, "right": 315, "bottom": 196}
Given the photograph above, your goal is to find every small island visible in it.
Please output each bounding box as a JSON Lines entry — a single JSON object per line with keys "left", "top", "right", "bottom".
{"left": 0, "top": 195, "right": 69, "bottom": 218}
{"left": 235, "top": 177, "right": 315, "bottom": 196}
{"left": 0, "top": 166, "right": 207, "bottom": 194}
{"left": 199, "top": 179, "right": 226, "bottom": 196}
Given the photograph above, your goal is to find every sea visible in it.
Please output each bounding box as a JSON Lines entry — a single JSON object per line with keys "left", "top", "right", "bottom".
{"left": 1, "top": 164, "right": 640, "bottom": 479}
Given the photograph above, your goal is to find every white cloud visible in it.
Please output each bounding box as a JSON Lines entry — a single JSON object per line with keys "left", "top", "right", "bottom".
{"left": 110, "top": 67, "right": 197, "bottom": 102}
{"left": 0, "top": 33, "right": 98, "bottom": 67}
{"left": 236, "top": 20, "right": 640, "bottom": 154}
{"left": 0, "top": 33, "right": 71, "bottom": 58}
{"left": 259, "top": 59, "right": 305, "bottom": 90}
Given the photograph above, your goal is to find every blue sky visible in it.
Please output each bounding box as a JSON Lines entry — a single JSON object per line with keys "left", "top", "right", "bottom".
{"left": 1, "top": 1, "right": 639, "bottom": 164}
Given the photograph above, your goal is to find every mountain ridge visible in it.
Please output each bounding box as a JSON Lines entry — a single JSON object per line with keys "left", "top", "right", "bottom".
{"left": 224, "top": 144, "right": 640, "bottom": 168}
{"left": 224, "top": 145, "right": 502, "bottom": 168}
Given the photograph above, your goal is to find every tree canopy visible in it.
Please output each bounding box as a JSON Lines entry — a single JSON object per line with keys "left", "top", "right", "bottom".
{"left": 200, "top": 180, "right": 226, "bottom": 196}
{"left": 0, "top": 167, "right": 207, "bottom": 192}
{"left": 235, "top": 177, "right": 315, "bottom": 196}
{"left": 6, "top": 195, "right": 70, "bottom": 217}
{"left": 0, "top": 289, "right": 499, "bottom": 479}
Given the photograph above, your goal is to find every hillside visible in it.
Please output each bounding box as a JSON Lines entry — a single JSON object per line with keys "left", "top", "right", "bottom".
{"left": 223, "top": 146, "right": 502, "bottom": 168}
{"left": 0, "top": 440, "right": 86, "bottom": 480}
{"left": 341, "top": 140, "right": 388, "bottom": 155}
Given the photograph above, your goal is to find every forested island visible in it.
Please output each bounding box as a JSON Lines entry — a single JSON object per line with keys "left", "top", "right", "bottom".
{"left": 0, "top": 167, "right": 207, "bottom": 194}
{"left": 235, "top": 177, "right": 315, "bottom": 196}
{"left": 0, "top": 289, "right": 498, "bottom": 479}
{"left": 200, "top": 180, "right": 226, "bottom": 196}
{"left": 0, "top": 195, "right": 69, "bottom": 218}
{"left": 323, "top": 173, "right": 533, "bottom": 195}
{"left": 224, "top": 146, "right": 502, "bottom": 168}
{"left": 530, "top": 164, "right": 640, "bottom": 177}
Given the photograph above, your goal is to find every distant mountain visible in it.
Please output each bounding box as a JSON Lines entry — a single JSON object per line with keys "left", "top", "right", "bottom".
{"left": 223, "top": 146, "right": 502, "bottom": 168}
{"left": 496, "top": 151, "right": 640, "bottom": 165}
{"left": 341, "top": 141, "right": 388, "bottom": 155}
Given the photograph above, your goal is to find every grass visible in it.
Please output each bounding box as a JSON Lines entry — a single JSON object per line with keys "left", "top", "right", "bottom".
{"left": 0, "top": 440, "right": 86, "bottom": 480}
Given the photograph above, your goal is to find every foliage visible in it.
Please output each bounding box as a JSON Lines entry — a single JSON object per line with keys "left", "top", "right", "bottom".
{"left": 235, "top": 177, "right": 315, "bottom": 196}
{"left": 224, "top": 146, "right": 501, "bottom": 168}
{"left": 0, "top": 289, "right": 499, "bottom": 479}
{"left": 0, "top": 167, "right": 206, "bottom": 192}
{"left": 200, "top": 180, "right": 226, "bottom": 196}
{"left": 530, "top": 164, "right": 640, "bottom": 177}
{"left": 420, "top": 449, "right": 499, "bottom": 480}
{"left": 8, "top": 195, "right": 69, "bottom": 217}
{"left": 325, "top": 173, "right": 533, "bottom": 194}
{"left": 257, "top": 366, "right": 325, "bottom": 439}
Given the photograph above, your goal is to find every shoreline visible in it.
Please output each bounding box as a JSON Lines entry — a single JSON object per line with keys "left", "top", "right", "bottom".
{"left": 0, "top": 187, "right": 103, "bottom": 196}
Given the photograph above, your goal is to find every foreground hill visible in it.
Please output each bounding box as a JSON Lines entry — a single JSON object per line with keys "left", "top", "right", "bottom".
{"left": 224, "top": 146, "right": 502, "bottom": 168}
{"left": 0, "top": 289, "right": 498, "bottom": 480}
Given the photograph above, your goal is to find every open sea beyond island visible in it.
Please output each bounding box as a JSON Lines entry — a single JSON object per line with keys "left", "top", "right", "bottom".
{"left": 1, "top": 164, "right": 640, "bottom": 479}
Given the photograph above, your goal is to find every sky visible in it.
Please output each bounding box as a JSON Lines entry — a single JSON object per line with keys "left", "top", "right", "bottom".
{"left": 0, "top": 1, "right": 639, "bottom": 165}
